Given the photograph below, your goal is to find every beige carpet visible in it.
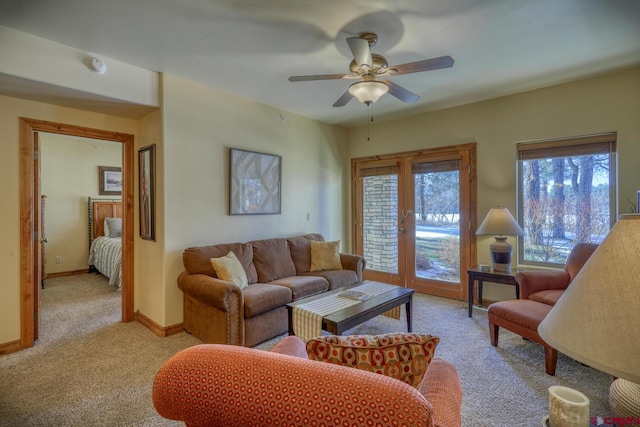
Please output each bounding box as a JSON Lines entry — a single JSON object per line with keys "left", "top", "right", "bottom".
{"left": 0, "top": 274, "right": 612, "bottom": 426}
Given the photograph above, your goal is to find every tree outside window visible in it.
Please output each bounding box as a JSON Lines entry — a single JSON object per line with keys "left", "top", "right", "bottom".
{"left": 517, "top": 133, "right": 616, "bottom": 267}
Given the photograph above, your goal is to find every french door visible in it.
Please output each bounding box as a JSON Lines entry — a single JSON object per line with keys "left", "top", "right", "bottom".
{"left": 352, "top": 144, "right": 476, "bottom": 300}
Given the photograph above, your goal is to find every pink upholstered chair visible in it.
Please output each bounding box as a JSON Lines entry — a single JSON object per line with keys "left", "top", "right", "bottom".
{"left": 152, "top": 336, "right": 463, "bottom": 427}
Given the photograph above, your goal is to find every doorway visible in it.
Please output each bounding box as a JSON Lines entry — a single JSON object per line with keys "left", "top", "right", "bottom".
{"left": 19, "top": 118, "right": 135, "bottom": 350}
{"left": 352, "top": 143, "right": 476, "bottom": 300}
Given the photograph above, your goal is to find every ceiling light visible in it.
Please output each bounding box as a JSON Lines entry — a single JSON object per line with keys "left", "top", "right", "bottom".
{"left": 348, "top": 80, "right": 389, "bottom": 105}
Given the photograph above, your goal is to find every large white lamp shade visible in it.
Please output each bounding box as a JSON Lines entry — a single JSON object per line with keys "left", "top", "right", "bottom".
{"left": 538, "top": 214, "right": 640, "bottom": 418}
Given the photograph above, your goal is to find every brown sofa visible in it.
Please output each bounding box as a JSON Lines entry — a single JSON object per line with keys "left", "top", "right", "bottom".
{"left": 153, "top": 336, "right": 463, "bottom": 427}
{"left": 178, "top": 233, "right": 365, "bottom": 347}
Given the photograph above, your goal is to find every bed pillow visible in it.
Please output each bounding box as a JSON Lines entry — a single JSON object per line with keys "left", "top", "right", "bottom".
{"left": 103, "top": 218, "right": 110, "bottom": 237}
{"left": 210, "top": 251, "right": 248, "bottom": 289}
{"left": 306, "top": 333, "right": 440, "bottom": 389}
{"left": 105, "top": 217, "right": 122, "bottom": 238}
{"left": 310, "top": 240, "right": 342, "bottom": 271}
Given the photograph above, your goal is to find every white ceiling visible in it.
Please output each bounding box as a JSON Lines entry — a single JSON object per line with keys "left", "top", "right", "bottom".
{"left": 1, "top": 0, "right": 640, "bottom": 128}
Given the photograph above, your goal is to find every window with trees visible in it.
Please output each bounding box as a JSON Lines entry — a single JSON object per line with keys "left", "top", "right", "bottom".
{"left": 516, "top": 133, "right": 617, "bottom": 267}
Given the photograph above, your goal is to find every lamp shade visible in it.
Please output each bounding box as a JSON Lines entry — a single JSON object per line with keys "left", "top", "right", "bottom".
{"left": 476, "top": 207, "right": 524, "bottom": 236}
{"left": 348, "top": 80, "right": 389, "bottom": 105}
{"left": 538, "top": 214, "right": 640, "bottom": 384}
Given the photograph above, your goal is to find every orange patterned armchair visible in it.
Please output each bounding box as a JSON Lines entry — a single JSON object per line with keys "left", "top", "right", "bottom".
{"left": 152, "top": 336, "right": 463, "bottom": 427}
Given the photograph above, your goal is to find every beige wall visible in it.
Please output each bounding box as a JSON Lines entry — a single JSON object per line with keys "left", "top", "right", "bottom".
{"left": 346, "top": 66, "right": 640, "bottom": 300}
{"left": 41, "top": 134, "right": 122, "bottom": 274}
{"left": 134, "top": 108, "right": 166, "bottom": 326}
{"left": 158, "top": 74, "right": 348, "bottom": 326}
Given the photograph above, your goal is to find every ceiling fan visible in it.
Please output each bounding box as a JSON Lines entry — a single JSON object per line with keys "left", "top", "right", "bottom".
{"left": 288, "top": 32, "right": 454, "bottom": 107}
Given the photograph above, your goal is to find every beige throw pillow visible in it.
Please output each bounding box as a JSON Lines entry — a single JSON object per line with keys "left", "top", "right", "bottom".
{"left": 310, "top": 240, "right": 342, "bottom": 272}
{"left": 210, "top": 251, "right": 248, "bottom": 289}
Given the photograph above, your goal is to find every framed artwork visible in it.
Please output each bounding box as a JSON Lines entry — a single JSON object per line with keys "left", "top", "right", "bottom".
{"left": 138, "top": 144, "right": 156, "bottom": 241}
{"left": 229, "top": 148, "right": 281, "bottom": 215}
{"left": 98, "top": 166, "right": 122, "bottom": 195}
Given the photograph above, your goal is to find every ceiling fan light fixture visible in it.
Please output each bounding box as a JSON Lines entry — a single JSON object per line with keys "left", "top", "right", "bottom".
{"left": 348, "top": 80, "right": 389, "bottom": 105}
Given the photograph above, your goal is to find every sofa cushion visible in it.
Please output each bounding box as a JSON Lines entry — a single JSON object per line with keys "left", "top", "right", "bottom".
{"left": 269, "top": 276, "right": 329, "bottom": 300}
{"left": 287, "top": 233, "right": 324, "bottom": 274}
{"left": 183, "top": 243, "right": 258, "bottom": 284}
{"left": 250, "top": 238, "right": 296, "bottom": 282}
{"left": 310, "top": 240, "right": 343, "bottom": 271}
{"left": 306, "top": 333, "right": 440, "bottom": 389}
{"left": 210, "top": 251, "right": 248, "bottom": 289}
{"left": 301, "top": 269, "right": 358, "bottom": 290}
{"left": 529, "top": 290, "right": 564, "bottom": 306}
{"left": 243, "top": 283, "right": 292, "bottom": 319}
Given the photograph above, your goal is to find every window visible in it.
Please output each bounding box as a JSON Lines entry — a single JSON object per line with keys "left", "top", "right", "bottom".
{"left": 516, "top": 133, "right": 616, "bottom": 267}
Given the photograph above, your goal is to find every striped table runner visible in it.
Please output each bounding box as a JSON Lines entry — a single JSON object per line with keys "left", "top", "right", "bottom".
{"left": 292, "top": 281, "right": 402, "bottom": 342}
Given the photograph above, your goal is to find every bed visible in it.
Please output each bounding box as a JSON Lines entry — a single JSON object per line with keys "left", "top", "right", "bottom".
{"left": 88, "top": 198, "right": 123, "bottom": 290}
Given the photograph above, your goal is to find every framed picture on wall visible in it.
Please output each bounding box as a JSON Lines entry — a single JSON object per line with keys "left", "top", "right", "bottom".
{"left": 229, "top": 148, "right": 281, "bottom": 215}
{"left": 98, "top": 166, "right": 122, "bottom": 195}
{"left": 138, "top": 144, "right": 156, "bottom": 241}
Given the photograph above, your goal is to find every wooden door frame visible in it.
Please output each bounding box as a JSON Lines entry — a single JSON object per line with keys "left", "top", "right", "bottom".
{"left": 351, "top": 143, "right": 477, "bottom": 300}
{"left": 19, "top": 118, "right": 135, "bottom": 350}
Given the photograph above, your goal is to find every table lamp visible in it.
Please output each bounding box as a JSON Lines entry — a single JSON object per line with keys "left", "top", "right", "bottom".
{"left": 476, "top": 206, "right": 524, "bottom": 272}
{"left": 538, "top": 214, "right": 640, "bottom": 423}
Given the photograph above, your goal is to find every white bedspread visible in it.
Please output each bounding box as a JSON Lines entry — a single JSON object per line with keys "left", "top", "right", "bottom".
{"left": 88, "top": 236, "right": 122, "bottom": 290}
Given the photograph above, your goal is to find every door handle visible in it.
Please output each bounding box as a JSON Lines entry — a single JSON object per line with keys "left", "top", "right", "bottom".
{"left": 398, "top": 228, "right": 406, "bottom": 233}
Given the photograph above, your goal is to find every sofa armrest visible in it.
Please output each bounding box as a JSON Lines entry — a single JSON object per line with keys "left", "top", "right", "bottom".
{"left": 177, "top": 271, "right": 243, "bottom": 311}
{"left": 339, "top": 253, "right": 366, "bottom": 281}
{"left": 419, "top": 358, "right": 462, "bottom": 427}
{"left": 270, "top": 335, "right": 309, "bottom": 359}
{"left": 515, "top": 269, "right": 570, "bottom": 300}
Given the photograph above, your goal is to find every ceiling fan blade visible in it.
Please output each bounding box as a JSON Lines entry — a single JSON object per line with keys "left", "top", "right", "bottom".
{"left": 390, "top": 55, "right": 454, "bottom": 76}
{"left": 382, "top": 80, "right": 420, "bottom": 104}
{"left": 332, "top": 90, "right": 353, "bottom": 107}
{"left": 347, "top": 37, "right": 372, "bottom": 68}
{"left": 288, "top": 74, "right": 348, "bottom": 82}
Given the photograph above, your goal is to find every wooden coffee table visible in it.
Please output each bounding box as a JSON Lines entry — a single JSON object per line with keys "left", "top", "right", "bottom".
{"left": 286, "top": 282, "right": 414, "bottom": 336}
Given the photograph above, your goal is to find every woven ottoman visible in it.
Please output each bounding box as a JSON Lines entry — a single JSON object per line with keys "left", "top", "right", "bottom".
{"left": 488, "top": 299, "right": 558, "bottom": 375}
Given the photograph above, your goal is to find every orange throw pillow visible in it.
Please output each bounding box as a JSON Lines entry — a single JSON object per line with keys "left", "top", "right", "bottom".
{"left": 306, "top": 333, "right": 439, "bottom": 388}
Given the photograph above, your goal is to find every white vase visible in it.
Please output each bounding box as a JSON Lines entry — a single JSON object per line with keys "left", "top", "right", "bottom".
{"left": 548, "top": 386, "right": 590, "bottom": 427}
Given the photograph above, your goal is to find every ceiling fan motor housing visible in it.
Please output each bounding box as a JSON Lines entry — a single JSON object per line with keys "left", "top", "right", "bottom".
{"left": 350, "top": 54, "right": 388, "bottom": 74}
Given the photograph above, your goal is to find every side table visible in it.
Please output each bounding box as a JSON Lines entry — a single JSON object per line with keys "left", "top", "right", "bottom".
{"left": 468, "top": 267, "right": 520, "bottom": 317}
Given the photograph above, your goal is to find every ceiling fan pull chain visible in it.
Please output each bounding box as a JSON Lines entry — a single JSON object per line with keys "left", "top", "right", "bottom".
{"left": 367, "top": 103, "right": 372, "bottom": 141}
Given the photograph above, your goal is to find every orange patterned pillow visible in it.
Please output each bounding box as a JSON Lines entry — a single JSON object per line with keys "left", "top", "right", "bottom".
{"left": 306, "top": 333, "right": 439, "bottom": 388}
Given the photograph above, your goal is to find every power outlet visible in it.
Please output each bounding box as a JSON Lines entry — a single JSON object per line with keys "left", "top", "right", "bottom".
{"left": 55, "top": 256, "right": 62, "bottom": 264}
